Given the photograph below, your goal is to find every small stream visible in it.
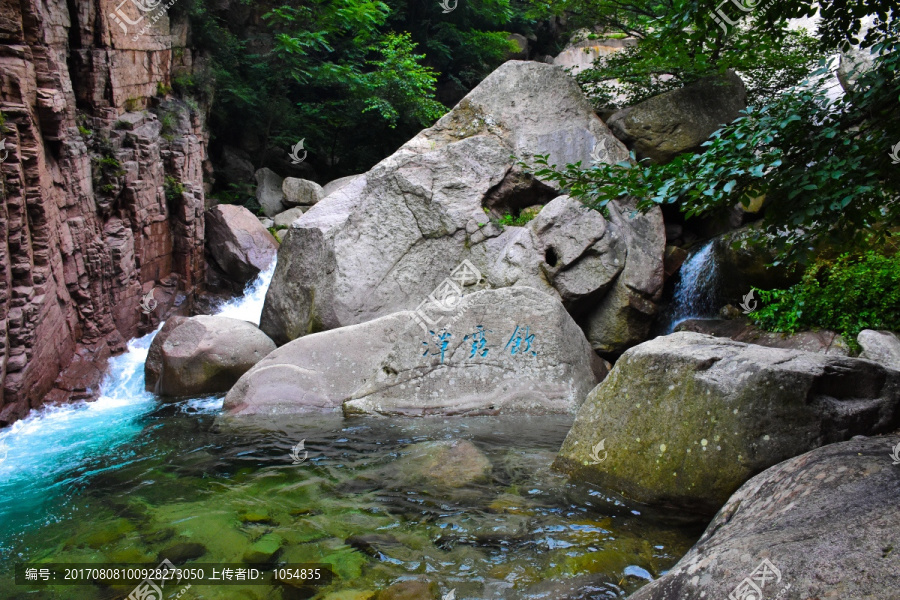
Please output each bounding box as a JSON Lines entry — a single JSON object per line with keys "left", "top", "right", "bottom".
{"left": 0, "top": 264, "right": 702, "bottom": 600}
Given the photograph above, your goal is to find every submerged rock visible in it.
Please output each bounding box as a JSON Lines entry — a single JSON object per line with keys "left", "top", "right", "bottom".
{"left": 146, "top": 316, "right": 276, "bottom": 396}
{"left": 627, "top": 435, "right": 900, "bottom": 600}
{"left": 260, "top": 60, "right": 664, "bottom": 354}
{"left": 205, "top": 204, "right": 279, "bottom": 286}
{"left": 226, "top": 287, "right": 600, "bottom": 416}
{"left": 158, "top": 541, "right": 207, "bottom": 565}
{"left": 375, "top": 580, "right": 438, "bottom": 600}
{"left": 555, "top": 332, "right": 900, "bottom": 514}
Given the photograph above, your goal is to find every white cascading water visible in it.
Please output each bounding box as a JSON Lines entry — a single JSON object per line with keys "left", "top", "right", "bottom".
{"left": 666, "top": 241, "right": 720, "bottom": 332}
{"left": 0, "top": 261, "right": 276, "bottom": 532}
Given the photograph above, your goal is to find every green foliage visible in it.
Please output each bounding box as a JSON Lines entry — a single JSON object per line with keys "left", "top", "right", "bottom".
{"left": 541, "top": 0, "right": 820, "bottom": 110}
{"left": 528, "top": 19, "right": 900, "bottom": 262}
{"left": 209, "top": 182, "right": 261, "bottom": 214}
{"left": 576, "top": 25, "right": 820, "bottom": 109}
{"left": 159, "top": 111, "right": 178, "bottom": 141}
{"left": 182, "top": 0, "right": 541, "bottom": 188}
{"left": 77, "top": 125, "right": 92, "bottom": 137}
{"left": 497, "top": 211, "right": 536, "bottom": 227}
{"left": 751, "top": 251, "right": 900, "bottom": 350}
{"left": 361, "top": 33, "right": 446, "bottom": 128}
{"left": 157, "top": 81, "right": 173, "bottom": 97}
{"left": 164, "top": 175, "right": 185, "bottom": 202}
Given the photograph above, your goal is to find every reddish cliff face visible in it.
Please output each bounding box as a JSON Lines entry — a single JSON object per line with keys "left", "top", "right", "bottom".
{"left": 0, "top": 0, "right": 208, "bottom": 424}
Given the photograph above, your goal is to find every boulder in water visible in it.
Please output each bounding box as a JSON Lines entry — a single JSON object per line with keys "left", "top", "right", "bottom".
{"left": 554, "top": 332, "right": 900, "bottom": 514}
{"left": 226, "top": 286, "right": 600, "bottom": 416}
{"left": 146, "top": 316, "right": 277, "bottom": 396}
{"left": 375, "top": 580, "right": 438, "bottom": 600}
{"left": 627, "top": 435, "right": 900, "bottom": 600}
{"left": 205, "top": 204, "right": 278, "bottom": 286}
{"left": 260, "top": 61, "right": 664, "bottom": 354}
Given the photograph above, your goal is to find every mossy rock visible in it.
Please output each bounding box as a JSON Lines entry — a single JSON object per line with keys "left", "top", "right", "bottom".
{"left": 84, "top": 519, "right": 135, "bottom": 549}
{"left": 242, "top": 533, "right": 283, "bottom": 563}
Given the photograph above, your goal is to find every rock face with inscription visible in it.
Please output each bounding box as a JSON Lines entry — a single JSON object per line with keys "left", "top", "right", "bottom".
{"left": 260, "top": 61, "right": 665, "bottom": 355}
{"left": 627, "top": 435, "right": 900, "bottom": 600}
{"left": 225, "top": 287, "right": 601, "bottom": 416}
{"left": 554, "top": 332, "right": 900, "bottom": 515}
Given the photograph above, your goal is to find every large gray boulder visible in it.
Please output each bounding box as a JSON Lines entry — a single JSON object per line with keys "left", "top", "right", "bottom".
{"left": 282, "top": 177, "right": 324, "bottom": 207}
{"left": 254, "top": 167, "right": 286, "bottom": 217}
{"left": 260, "top": 61, "right": 664, "bottom": 353}
{"left": 205, "top": 204, "right": 279, "bottom": 286}
{"left": 607, "top": 71, "right": 747, "bottom": 164}
{"left": 554, "top": 332, "right": 900, "bottom": 514}
{"left": 321, "top": 174, "right": 362, "bottom": 198}
{"left": 627, "top": 435, "right": 900, "bottom": 600}
{"left": 226, "top": 286, "right": 601, "bottom": 416}
{"left": 858, "top": 329, "right": 900, "bottom": 370}
{"left": 145, "top": 316, "right": 277, "bottom": 397}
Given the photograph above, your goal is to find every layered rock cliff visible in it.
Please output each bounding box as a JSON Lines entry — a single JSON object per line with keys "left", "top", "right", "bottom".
{"left": 0, "top": 0, "right": 208, "bottom": 424}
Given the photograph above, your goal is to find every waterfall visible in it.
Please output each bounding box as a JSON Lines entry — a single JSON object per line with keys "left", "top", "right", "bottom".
{"left": 666, "top": 241, "right": 720, "bottom": 332}
{"left": 0, "top": 261, "right": 276, "bottom": 540}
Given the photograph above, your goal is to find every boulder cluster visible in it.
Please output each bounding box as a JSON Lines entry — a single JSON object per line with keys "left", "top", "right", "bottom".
{"left": 147, "top": 58, "right": 899, "bottom": 600}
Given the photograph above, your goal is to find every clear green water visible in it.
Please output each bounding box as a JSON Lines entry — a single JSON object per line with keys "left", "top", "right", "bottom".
{"left": 0, "top": 407, "right": 701, "bottom": 600}
{"left": 0, "top": 267, "right": 702, "bottom": 599}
